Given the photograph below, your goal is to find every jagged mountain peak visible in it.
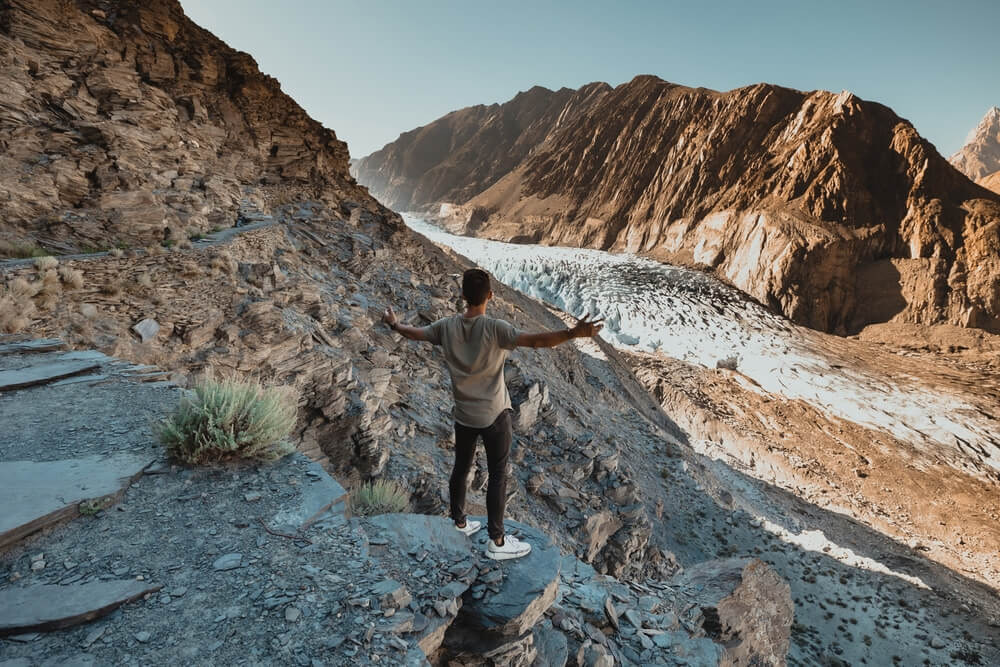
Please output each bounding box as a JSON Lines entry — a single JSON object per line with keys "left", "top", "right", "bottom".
{"left": 950, "top": 105, "right": 1000, "bottom": 181}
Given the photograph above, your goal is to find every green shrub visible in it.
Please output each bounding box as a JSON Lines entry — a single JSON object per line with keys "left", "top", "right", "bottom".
{"left": 156, "top": 379, "right": 297, "bottom": 464}
{"left": 349, "top": 479, "right": 409, "bottom": 516}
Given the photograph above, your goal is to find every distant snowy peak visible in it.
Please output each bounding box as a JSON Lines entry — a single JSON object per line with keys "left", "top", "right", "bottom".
{"left": 950, "top": 106, "right": 1000, "bottom": 180}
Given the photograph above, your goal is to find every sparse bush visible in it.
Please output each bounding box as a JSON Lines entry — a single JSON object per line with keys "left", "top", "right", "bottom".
{"left": 209, "top": 250, "right": 235, "bottom": 276}
{"left": 179, "top": 260, "right": 201, "bottom": 277}
{"left": 58, "top": 265, "right": 84, "bottom": 289}
{"left": 156, "top": 378, "right": 297, "bottom": 464}
{"left": 10, "top": 277, "right": 39, "bottom": 300}
{"left": 34, "top": 255, "right": 58, "bottom": 271}
{"left": 349, "top": 479, "right": 410, "bottom": 517}
{"left": 0, "top": 278, "right": 37, "bottom": 332}
{"left": 36, "top": 270, "right": 62, "bottom": 310}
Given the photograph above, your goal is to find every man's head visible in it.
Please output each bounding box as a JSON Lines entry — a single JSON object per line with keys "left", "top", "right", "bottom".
{"left": 462, "top": 268, "right": 492, "bottom": 306}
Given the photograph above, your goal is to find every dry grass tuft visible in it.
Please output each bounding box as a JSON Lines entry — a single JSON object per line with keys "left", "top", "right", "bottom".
{"left": 100, "top": 280, "right": 122, "bottom": 296}
{"left": 146, "top": 244, "right": 164, "bottom": 256}
{"left": 108, "top": 247, "right": 124, "bottom": 258}
{"left": 180, "top": 260, "right": 201, "bottom": 278}
{"left": 10, "top": 277, "right": 39, "bottom": 300}
{"left": 209, "top": 250, "right": 235, "bottom": 276}
{"left": 35, "top": 270, "right": 62, "bottom": 310}
{"left": 156, "top": 378, "right": 298, "bottom": 464}
{"left": 137, "top": 272, "right": 153, "bottom": 288}
{"left": 0, "top": 279, "right": 38, "bottom": 332}
{"left": 34, "top": 255, "right": 58, "bottom": 271}
{"left": 58, "top": 265, "right": 84, "bottom": 289}
{"left": 349, "top": 479, "right": 410, "bottom": 517}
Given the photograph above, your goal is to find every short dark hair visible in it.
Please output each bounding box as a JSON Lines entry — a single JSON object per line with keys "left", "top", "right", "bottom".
{"left": 462, "top": 268, "right": 491, "bottom": 306}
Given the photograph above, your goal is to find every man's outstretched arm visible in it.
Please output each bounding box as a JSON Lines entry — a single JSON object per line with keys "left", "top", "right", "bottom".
{"left": 515, "top": 313, "right": 604, "bottom": 348}
{"left": 382, "top": 306, "right": 428, "bottom": 342}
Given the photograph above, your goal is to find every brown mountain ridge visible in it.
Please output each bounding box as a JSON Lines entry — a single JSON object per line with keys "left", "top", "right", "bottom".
{"left": 355, "top": 77, "right": 1000, "bottom": 335}
{"left": 0, "top": 0, "right": 380, "bottom": 253}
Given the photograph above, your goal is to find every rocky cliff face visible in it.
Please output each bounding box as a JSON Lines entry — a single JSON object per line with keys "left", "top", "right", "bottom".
{"left": 979, "top": 170, "right": 1000, "bottom": 195}
{"left": 358, "top": 77, "right": 1000, "bottom": 334}
{"left": 353, "top": 83, "right": 610, "bottom": 212}
{"left": 951, "top": 107, "right": 1000, "bottom": 181}
{"left": 0, "top": 0, "right": 375, "bottom": 254}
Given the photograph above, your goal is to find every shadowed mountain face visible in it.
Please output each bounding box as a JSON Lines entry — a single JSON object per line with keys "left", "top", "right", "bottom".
{"left": 951, "top": 107, "right": 1000, "bottom": 181}
{"left": 356, "top": 77, "right": 1000, "bottom": 335}
{"left": 0, "top": 0, "right": 375, "bottom": 252}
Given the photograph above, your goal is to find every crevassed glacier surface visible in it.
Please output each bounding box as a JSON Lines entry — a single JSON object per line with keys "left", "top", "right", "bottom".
{"left": 405, "top": 215, "right": 999, "bottom": 473}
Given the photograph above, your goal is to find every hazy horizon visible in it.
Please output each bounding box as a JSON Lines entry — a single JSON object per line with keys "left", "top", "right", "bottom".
{"left": 181, "top": 0, "right": 999, "bottom": 160}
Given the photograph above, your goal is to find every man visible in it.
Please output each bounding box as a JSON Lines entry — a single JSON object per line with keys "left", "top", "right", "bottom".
{"left": 383, "top": 268, "right": 603, "bottom": 560}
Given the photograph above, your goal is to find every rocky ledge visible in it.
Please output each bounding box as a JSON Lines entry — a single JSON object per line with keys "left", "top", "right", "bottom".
{"left": 0, "top": 338, "right": 794, "bottom": 666}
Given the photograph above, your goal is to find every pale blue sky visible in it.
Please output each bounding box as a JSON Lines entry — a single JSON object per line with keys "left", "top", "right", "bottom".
{"left": 181, "top": 0, "right": 998, "bottom": 159}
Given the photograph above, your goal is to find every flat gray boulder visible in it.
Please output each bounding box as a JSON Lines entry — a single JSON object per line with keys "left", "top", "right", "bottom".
{"left": 0, "top": 454, "right": 154, "bottom": 549}
{"left": 0, "top": 359, "right": 101, "bottom": 392}
{"left": 461, "top": 518, "right": 561, "bottom": 638}
{"left": 0, "top": 579, "right": 161, "bottom": 635}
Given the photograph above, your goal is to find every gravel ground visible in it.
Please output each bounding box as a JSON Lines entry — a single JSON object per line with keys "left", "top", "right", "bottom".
{"left": 0, "top": 349, "right": 428, "bottom": 666}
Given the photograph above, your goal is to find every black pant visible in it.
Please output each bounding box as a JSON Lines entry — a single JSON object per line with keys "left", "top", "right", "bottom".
{"left": 450, "top": 409, "right": 512, "bottom": 541}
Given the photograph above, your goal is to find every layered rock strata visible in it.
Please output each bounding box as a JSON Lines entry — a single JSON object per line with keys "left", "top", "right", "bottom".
{"left": 0, "top": 0, "right": 375, "bottom": 253}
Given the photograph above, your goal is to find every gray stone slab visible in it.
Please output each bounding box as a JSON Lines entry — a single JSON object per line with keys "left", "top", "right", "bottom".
{"left": 364, "top": 513, "right": 469, "bottom": 557}
{"left": 54, "top": 350, "right": 110, "bottom": 364}
{"left": 0, "top": 360, "right": 101, "bottom": 392}
{"left": 532, "top": 619, "right": 569, "bottom": 667}
{"left": 462, "top": 518, "right": 562, "bottom": 638}
{"left": 50, "top": 374, "right": 109, "bottom": 387}
{"left": 0, "top": 454, "right": 154, "bottom": 549}
{"left": 0, "top": 339, "right": 64, "bottom": 355}
{"left": 268, "top": 455, "right": 347, "bottom": 532}
{"left": 0, "top": 579, "right": 161, "bottom": 635}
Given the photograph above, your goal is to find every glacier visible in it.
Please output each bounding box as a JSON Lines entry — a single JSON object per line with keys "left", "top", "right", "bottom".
{"left": 405, "top": 215, "right": 1000, "bottom": 473}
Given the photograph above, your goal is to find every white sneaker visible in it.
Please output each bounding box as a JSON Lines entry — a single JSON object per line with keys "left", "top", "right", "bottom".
{"left": 455, "top": 520, "right": 482, "bottom": 536}
{"left": 486, "top": 534, "right": 532, "bottom": 560}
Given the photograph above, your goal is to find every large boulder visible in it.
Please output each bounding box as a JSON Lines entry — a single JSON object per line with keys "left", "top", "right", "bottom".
{"left": 362, "top": 513, "right": 474, "bottom": 657}
{"left": 671, "top": 558, "right": 795, "bottom": 667}
{"left": 458, "top": 518, "right": 562, "bottom": 638}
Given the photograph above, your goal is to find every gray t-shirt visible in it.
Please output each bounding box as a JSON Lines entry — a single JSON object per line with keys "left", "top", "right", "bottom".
{"left": 421, "top": 314, "right": 521, "bottom": 428}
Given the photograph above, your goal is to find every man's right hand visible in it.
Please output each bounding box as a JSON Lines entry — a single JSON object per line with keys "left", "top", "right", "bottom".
{"left": 383, "top": 305, "right": 398, "bottom": 329}
{"left": 570, "top": 313, "right": 604, "bottom": 338}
